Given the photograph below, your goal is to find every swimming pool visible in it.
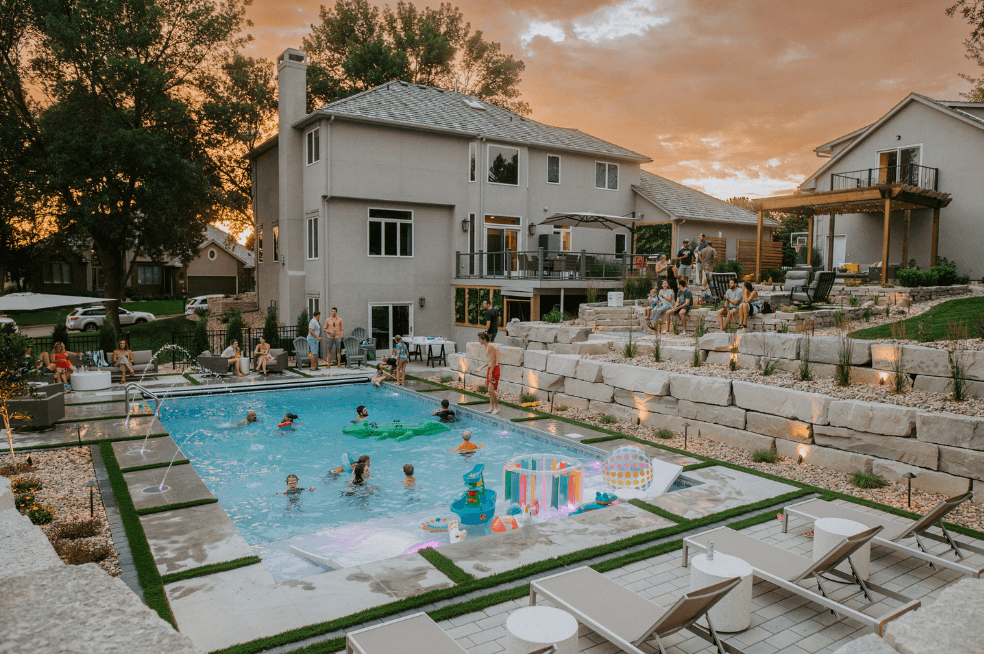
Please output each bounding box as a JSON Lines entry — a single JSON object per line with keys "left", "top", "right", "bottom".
{"left": 159, "top": 383, "right": 617, "bottom": 579}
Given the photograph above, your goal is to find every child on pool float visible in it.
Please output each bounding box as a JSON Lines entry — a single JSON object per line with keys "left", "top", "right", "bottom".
{"left": 449, "top": 430, "right": 483, "bottom": 453}
{"left": 278, "top": 413, "right": 299, "bottom": 428}
{"left": 276, "top": 474, "right": 314, "bottom": 495}
{"left": 329, "top": 454, "right": 371, "bottom": 478}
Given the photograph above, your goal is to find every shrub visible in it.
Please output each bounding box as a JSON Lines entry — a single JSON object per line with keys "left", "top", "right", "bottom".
{"left": 191, "top": 314, "right": 210, "bottom": 355}
{"left": 123, "top": 285, "right": 139, "bottom": 299}
{"left": 15, "top": 492, "right": 35, "bottom": 512}
{"left": 225, "top": 309, "right": 244, "bottom": 348}
{"left": 53, "top": 538, "right": 113, "bottom": 565}
{"left": 751, "top": 449, "right": 779, "bottom": 464}
{"left": 50, "top": 517, "right": 102, "bottom": 540}
{"left": 51, "top": 322, "right": 69, "bottom": 347}
{"left": 600, "top": 415, "right": 617, "bottom": 424}
{"left": 296, "top": 309, "right": 310, "bottom": 342}
{"left": 478, "top": 385, "right": 487, "bottom": 394}
{"left": 835, "top": 336, "right": 853, "bottom": 386}
{"left": 585, "top": 283, "right": 599, "bottom": 304}
{"left": 520, "top": 393, "right": 538, "bottom": 403}
{"left": 11, "top": 476, "right": 41, "bottom": 493}
{"left": 863, "top": 307, "right": 871, "bottom": 322}
{"left": 799, "top": 335, "right": 814, "bottom": 381}
{"left": 27, "top": 503, "right": 54, "bottom": 525}
{"left": 554, "top": 405, "right": 568, "bottom": 412}
{"left": 98, "top": 320, "right": 118, "bottom": 356}
{"left": 543, "top": 306, "right": 569, "bottom": 324}
{"left": 895, "top": 267, "right": 963, "bottom": 288}
{"left": 694, "top": 316, "right": 707, "bottom": 338}
{"left": 950, "top": 350, "right": 967, "bottom": 401}
{"left": 848, "top": 297, "right": 858, "bottom": 307}
{"left": 623, "top": 328, "right": 637, "bottom": 359}
{"left": 655, "top": 429, "right": 674, "bottom": 439}
{"left": 439, "top": 375, "right": 453, "bottom": 383}
{"left": 850, "top": 471, "right": 888, "bottom": 489}
{"left": 262, "top": 309, "right": 280, "bottom": 349}
{"left": 713, "top": 260, "right": 743, "bottom": 275}
{"left": 691, "top": 345, "right": 702, "bottom": 368}
{"left": 653, "top": 330, "right": 662, "bottom": 362}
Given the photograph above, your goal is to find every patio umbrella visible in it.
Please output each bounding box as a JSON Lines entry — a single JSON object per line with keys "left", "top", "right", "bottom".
{"left": 537, "top": 211, "right": 640, "bottom": 231}
{"left": 0, "top": 293, "right": 111, "bottom": 312}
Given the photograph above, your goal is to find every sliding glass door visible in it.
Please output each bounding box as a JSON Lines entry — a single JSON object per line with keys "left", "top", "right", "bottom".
{"left": 370, "top": 303, "right": 413, "bottom": 353}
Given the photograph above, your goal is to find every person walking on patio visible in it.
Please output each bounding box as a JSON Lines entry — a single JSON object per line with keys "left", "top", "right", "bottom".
{"left": 307, "top": 310, "right": 322, "bottom": 371}
{"left": 478, "top": 332, "right": 500, "bottom": 415}
{"left": 324, "top": 307, "right": 344, "bottom": 368}
{"left": 482, "top": 299, "right": 499, "bottom": 342}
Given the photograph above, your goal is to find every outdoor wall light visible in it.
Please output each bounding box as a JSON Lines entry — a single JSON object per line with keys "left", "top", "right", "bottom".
{"left": 528, "top": 223, "right": 537, "bottom": 236}
{"left": 879, "top": 372, "right": 888, "bottom": 385}
{"left": 419, "top": 297, "right": 425, "bottom": 308}
{"left": 461, "top": 217, "right": 469, "bottom": 233}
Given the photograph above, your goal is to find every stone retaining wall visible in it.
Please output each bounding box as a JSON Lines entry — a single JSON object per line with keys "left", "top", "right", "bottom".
{"left": 448, "top": 344, "right": 984, "bottom": 497}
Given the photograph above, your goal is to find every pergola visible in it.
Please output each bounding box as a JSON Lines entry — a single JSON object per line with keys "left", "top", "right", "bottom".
{"left": 750, "top": 184, "right": 952, "bottom": 284}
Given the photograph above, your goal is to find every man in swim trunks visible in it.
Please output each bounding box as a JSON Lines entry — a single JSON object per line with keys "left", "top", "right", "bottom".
{"left": 324, "top": 307, "right": 343, "bottom": 367}
{"left": 477, "top": 332, "right": 499, "bottom": 415}
{"left": 307, "top": 310, "right": 322, "bottom": 371}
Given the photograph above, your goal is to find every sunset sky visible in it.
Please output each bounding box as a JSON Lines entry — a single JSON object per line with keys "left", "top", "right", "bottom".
{"left": 242, "top": 0, "right": 978, "bottom": 200}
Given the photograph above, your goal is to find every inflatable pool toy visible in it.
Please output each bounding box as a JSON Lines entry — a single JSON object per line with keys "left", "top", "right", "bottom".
{"left": 448, "top": 521, "right": 467, "bottom": 542}
{"left": 289, "top": 545, "right": 342, "bottom": 570}
{"left": 601, "top": 445, "right": 654, "bottom": 491}
{"left": 278, "top": 420, "right": 293, "bottom": 429}
{"left": 421, "top": 516, "right": 453, "bottom": 533}
{"left": 490, "top": 515, "right": 520, "bottom": 533}
{"left": 342, "top": 420, "right": 450, "bottom": 442}
{"left": 504, "top": 454, "right": 584, "bottom": 512}
{"left": 570, "top": 492, "right": 618, "bottom": 516}
{"left": 450, "top": 464, "right": 497, "bottom": 527}
{"left": 520, "top": 401, "right": 540, "bottom": 408}
{"left": 340, "top": 454, "right": 356, "bottom": 473}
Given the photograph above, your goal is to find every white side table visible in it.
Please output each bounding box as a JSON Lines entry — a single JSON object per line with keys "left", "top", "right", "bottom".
{"left": 813, "top": 517, "right": 870, "bottom": 580}
{"left": 71, "top": 370, "right": 112, "bottom": 391}
{"left": 505, "top": 606, "right": 579, "bottom": 654}
{"left": 689, "top": 553, "right": 753, "bottom": 632}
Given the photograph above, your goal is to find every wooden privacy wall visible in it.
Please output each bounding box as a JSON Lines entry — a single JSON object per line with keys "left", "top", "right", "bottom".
{"left": 703, "top": 237, "right": 726, "bottom": 263}
{"left": 737, "top": 240, "right": 783, "bottom": 271}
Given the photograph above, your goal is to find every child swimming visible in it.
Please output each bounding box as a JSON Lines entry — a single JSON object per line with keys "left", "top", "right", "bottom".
{"left": 278, "top": 413, "right": 299, "bottom": 429}
{"left": 400, "top": 463, "right": 416, "bottom": 488}
{"left": 276, "top": 474, "right": 314, "bottom": 495}
{"left": 449, "top": 430, "right": 483, "bottom": 453}
{"left": 432, "top": 399, "right": 457, "bottom": 423}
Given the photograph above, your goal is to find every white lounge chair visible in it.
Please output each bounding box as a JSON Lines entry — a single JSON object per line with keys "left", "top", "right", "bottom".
{"left": 530, "top": 566, "right": 745, "bottom": 654}
{"left": 345, "top": 613, "right": 557, "bottom": 654}
{"left": 782, "top": 494, "right": 984, "bottom": 578}
{"left": 682, "top": 525, "right": 920, "bottom": 636}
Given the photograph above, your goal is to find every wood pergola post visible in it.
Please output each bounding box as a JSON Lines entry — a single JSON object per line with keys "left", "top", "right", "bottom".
{"left": 806, "top": 215, "right": 814, "bottom": 267}
{"left": 901, "top": 210, "right": 910, "bottom": 268}
{"left": 881, "top": 198, "right": 892, "bottom": 285}
{"left": 827, "top": 213, "right": 836, "bottom": 272}
{"left": 931, "top": 207, "right": 940, "bottom": 266}
{"left": 755, "top": 210, "right": 763, "bottom": 282}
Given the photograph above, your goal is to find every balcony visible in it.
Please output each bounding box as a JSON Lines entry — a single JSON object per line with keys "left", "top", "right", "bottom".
{"left": 455, "top": 249, "right": 632, "bottom": 282}
{"left": 830, "top": 164, "right": 938, "bottom": 192}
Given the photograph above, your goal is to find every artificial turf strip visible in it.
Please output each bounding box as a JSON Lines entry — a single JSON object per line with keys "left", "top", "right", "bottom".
{"left": 590, "top": 539, "right": 684, "bottom": 574}
{"left": 134, "top": 498, "right": 219, "bottom": 516}
{"left": 683, "top": 462, "right": 718, "bottom": 472}
{"left": 287, "top": 367, "right": 313, "bottom": 378}
{"left": 416, "top": 547, "right": 475, "bottom": 584}
{"left": 56, "top": 414, "right": 129, "bottom": 423}
{"left": 98, "top": 441, "right": 176, "bottom": 627}
{"left": 120, "top": 459, "right": 190, "bottom": 473}
{"left": 458, "top": 399, "right": 490, "bottom": 405}
{"left": 161, "top": 556, "right": 263, "bottom": 584}
{"left": 627, "top": 499, "right": 688, "bottom": 523}
{"left": 182, "top": 373, "right": 201, "bottom": 385}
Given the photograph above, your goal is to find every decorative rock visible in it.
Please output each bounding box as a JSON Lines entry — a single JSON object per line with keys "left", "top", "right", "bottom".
{"left": 871, "top": 460, "right": 971, "bottom": 496}
{"left": 498, "top": 365, "right": 525, "bottom": 385}
{"left": 601, "top": 363, "right": 671, "bottom": 395}
{"left": 563, "top": 378, "right": 615, "bottom": 403}
{"left": 547, "top": 343, "right": 575, "bottom": 355}
{"left": 524, "top": 349, "right": 550, "bottom": 372}
{"left": 705, "top": 351, "right": 760, "bottom": 369}
{"left": 745, "top": 412, "right": 812, "bottom": 443}
{"left": 959, "top": 349, "right": 984, "bottom": 381}
{"left": 915, "top": 412, "right": 984, "bottom": 451}
{"left": 669, "top": 374, "right": 732, "bottom": 406}
{"left": 496, "top": 335, "right": 525, "bottom": 348}
{"left": 827, "top": 400, "right": 917, "bottom": 437}
{"left": 551, "top": 393, "right": 589, "bottom": 412}
{"left": 555, "top": 327, "right": 591, "bottom": 344}
{"left": 572, "top": 341, "right": 611, "bottom": 355}
{"left": 527, "top": 327, "right": 558, "bottom": 344}
{"left": 884, "top": 578, "right": 984, "bottom": 654}
{"left": 677, "top": 400, "right": 746, "bottom": 429}
{"left": 937, "top": 445, "right": 984, "bottom": 481}
{"left": 447, "top": 353, "right": 463, "bottom": 371}
{"left": 545, "top": 354, "right": 580, "bottom": 377}
{"left": 738, "top": 332, "right": 799, "bottom": 359}
{"left": 505, "top": 322, "right": 531, "bottom": 339}
{"left": 614, "top": 388, "right": 679, "bottom": 415}
{"left": 872, "top": 343, "right": 949, "bottom": 377}
{"left": 808, "top": 337, "right": 871, "bottom": 365}
{"left": 575, "top": 359, "right": 606, "bottom": 383}
{"left": 523, "top": 369, "right": 566, "bottom": 393}
{"left": 661, "top": 346, "right": 699, "bottom": 364}
{"left": 494, "top": 345, "right": 524, "bottom": 366}
{"left": 732, "top": 381, "right": 831, "bottom": 424}
{"left": 910, "top": 375, "right": 984, "bottom": 398}
{"left": 698, "top": 332, "right": 739, "bottom": 352}
{"left": 814, "top": 425, "right": 939, "bottom": 469}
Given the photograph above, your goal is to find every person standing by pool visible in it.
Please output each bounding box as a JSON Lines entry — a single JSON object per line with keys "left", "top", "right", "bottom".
{"left": 393, "top": 334, "right": 409, "bottom": 386}
{"left": 477, "top": 332, "right": 499, "bottom": 415}
{"left": 307, "top": 310, "right": 322, "bottom": 371}
{"left": 324, "top": 307, "right": 344, "bottom": 368}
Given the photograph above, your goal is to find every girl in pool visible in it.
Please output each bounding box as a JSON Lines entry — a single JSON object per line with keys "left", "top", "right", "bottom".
{"left": 276, "top": 474, "right": 314, "bottom": 495}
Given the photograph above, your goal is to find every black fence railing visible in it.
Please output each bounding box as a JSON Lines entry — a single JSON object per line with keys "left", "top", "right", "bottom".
{"left": 170, "top": 326, "right": 301, "bottom": 363}
{"left": 29, "top": 333, "right": 131, "bottom": 355}
{"left": 830, "top": 164, "right": 938, "bottom": 191}
{"left": 455, "top": 249, "right": 637, "bottom": 281}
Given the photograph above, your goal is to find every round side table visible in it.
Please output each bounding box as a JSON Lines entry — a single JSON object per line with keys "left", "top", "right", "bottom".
{"left": 505, "top": 606, "right": 579, "bottom": 654}
{"left": 813, "top": 517, "right": 870, "bottom": 580}
{"left": 71, "top": 370, "right": 112, "bottom": 391}
{"left": 689, "top": 552, "right": 753, "bottom": 632}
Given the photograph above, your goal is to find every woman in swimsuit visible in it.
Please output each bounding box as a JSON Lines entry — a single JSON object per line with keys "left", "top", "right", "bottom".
{"left": 252, "top": 336, "right": 275, "bottom": 374}
{"left": 50, "top": 342, "right": 77, "bottom": 387}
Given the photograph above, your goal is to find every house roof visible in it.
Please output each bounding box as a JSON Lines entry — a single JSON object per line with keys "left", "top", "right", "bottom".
{"left": 169, "top": 225, "right": 254, "bottom": 268}
{"left": 251, "top": 81, "right": 650, "bottom": 163}
{"left": 632, "top": 171, "right": 780, "bottom": 227}
{"left": 813, "top": 124, "right": 872, "bottom": 156}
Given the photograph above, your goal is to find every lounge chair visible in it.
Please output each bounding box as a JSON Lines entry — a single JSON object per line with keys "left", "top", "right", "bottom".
{"left": 708, "top": 273, "right": 737, "bottom": 303}
{"left": 345, "top": 612, "right": 558, "bottom": 654}
{"left": 682, "top": 525, "right": 920, "bottom": 636}
{"left": 530, "top": 566, "right": 744, "bottom": 654}
{"left": 790, "top": 270, "right": 835, "bottom": 308}
{"left": 782, "top": 495, "right": 984, "bottom": 578}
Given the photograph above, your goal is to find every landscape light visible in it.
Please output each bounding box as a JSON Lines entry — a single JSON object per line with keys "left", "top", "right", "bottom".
{"left": 797, "top": 445, "right": 809, "bottom": 464}
{"left": 879, "top": 372, "right": 888, "bottom": 385}
{"left": 682, "top": 422, "right": 690, "bottom": 450}
{"left": 74, "top": 423, "right": 84, "bottom": 446}
{"left": 85, "top": 480, "right": 97, "bottom": 517}
{"left": 903, "top": 472, "right": 917, "bottom": 508}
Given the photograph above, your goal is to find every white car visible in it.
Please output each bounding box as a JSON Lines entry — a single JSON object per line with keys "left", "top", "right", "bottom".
{"left": 66, "top": 306, "right": 156, "bottom": 332}
{"left": 0, "top": 317, "right": 18, "bottom": 333}
{"left": 185, "top": 294, "right": 223, "bottom": 315}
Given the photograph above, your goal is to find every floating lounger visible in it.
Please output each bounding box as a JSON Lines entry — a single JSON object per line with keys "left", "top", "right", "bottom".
{"left": 289, "top": 545, "right": 342, "bottom": 570}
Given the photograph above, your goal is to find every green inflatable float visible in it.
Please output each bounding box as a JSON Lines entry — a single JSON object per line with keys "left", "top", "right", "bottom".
{"left": 342, "top": 420, "right": 450, "bottom": 442}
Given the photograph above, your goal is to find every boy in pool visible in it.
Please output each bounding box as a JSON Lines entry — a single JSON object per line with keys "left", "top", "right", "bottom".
{"left": 400, "top": 463, "right": 416, "bottom": 488}
{"left": 235, "top": 410, "right": 259, "bottom": 426}
{"left": 431, "top": 399, "right": 457, "bottom": 423}
{"left": 276, "top": 474, "right": 314, "bottom": 495}
{"left": 354, "top": 406, "right": 369, "bottom": 422}
{"left": 449, "top": 430, "right": 483, "bottom": 453}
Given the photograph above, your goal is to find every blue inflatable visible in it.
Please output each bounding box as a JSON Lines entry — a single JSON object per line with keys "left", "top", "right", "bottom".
{"left": 570, "top": 492, "right": 618, "bottom": 516}
{"left": 340, "top": 454, "right": 356, "bottom": 473}
{"left": 450, "top": 464, "right": 497, "bottom": 527}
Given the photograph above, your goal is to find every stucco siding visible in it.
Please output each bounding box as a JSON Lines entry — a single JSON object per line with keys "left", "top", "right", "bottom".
{"left": 253, "top": 147, "right": 280, "bottom": 314}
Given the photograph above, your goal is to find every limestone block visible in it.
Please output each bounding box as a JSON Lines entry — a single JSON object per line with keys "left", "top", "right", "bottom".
{"left": 547, "top": 343, "right": 575, "bottom": 355}
{"left": 871, "top": 459, "right": 971, "bottom": 496}
{"left": 849, "top": 366, "right": 887, "bottom": 387}
{"left": 814, "top": 425, "right": 939, "bottom": 469}
{"left": 738, "top": 332, "right": 800, "bottom": 359}
{"left": 496, "top": 335, "right": 525, "bottom": 348}
{"left": 545, "top": 354, "right": 580, "bottom": 377}
{"left": 677, "top": 399, "right": 746, "bottom": 429}
{"left": 697, "top": 332, "right": 740, "bottom": 352}
{"left": 915, "top": 411, "right": 984, "bottom": 451}
{"left": 464, "top": 373, "right": 485, "bottom": 388}
{"left": 669, "top": 374, "right": 732, "bottom": 406}
{"left": 551, "top": 393, "right": 589, "bottom": 412}
{"left": 693, "top": 421, "right": 775, "bottom": 453}
{"left": 524, "top": 349, "right": 550, "bottom": 372}
{"left": 614, "top": 387, "right": 679, "bottom": 415}
{"left": 705, "top": 351, "right": 759, "bottom": 369}
{"left": 776, "top": 441, "right": 872, "bottom": 474}
{"left": 572, "top": 341, "right": 611, "bottom": 355}
{"left": 564, "top": 378, "right": 615, "bottom": 403}
{"left": 527, "top": 327, "right": 558, "bottom": 344}
{"left": 496, "top": 345, "right": 524, "bottom": 366}
{"left": 498, "top": 381, "right": 523, "bottom": 396}
{"left": 457, "top": 357, "right": 482, "bottom": 374}
{"left": 589, "top": 401, "right": 641, "bottom": 424}
{"left": 527, "top": 342, "right": 547, "bottom": 350}
{"left": 808, "top": 337, "right": 871, "bottom": 365}
{"left": 885, "top": 578, "right": 984, "bottom": 654}
{"left": 831, "top": 634, "right": 899, "bottom": 654}
{"left": 0, "top": 510, "right": 62, "bottom": 580}
{"left": 521, "top": 388, "right": 550, "bottom": 401}
{"left": 776, "top": 358, "right": 835, "bottom": 378}
{"left": 732, "top": 381, "right": 831, "bottom": 424}
{"left": 465, "top": 341, "right": 488, "bottom": 361}
{"left": 937, "top": 445, "right": 984, "bottom": 481}
{"left": 633, "top": 343, "right": 654, "bottom": 358}
{"left": 575, "top": 359, "right": 605, "bottom": 383}
{"left": 505, "top": 322, "right": 531, "bottom": 338}
{"left": 601, "top": 363, "right": 671, "bottom": 395}
{"left": 746, "top": 412, "right": 813, "bottom": 443}
{"left": 872, "top": 343, "right": 949, "bottom": 376}
{"left": 447, "top": 353, "right": 463, "bottom": 371}
{"left": 498, "top": 364, "right": 525, "bottom": 385}
{"left": 523, "top": 369, "right": 565, "bottom": 393}
{"left": 959, "top": 349, "right": 984, "bottom": 381}
{"left": 662, "top": 346, "right": 699, "bottom": 364}
{"left": 827, "top": 400, "right": 917, "bottom": 437}
{"left": 639, "top": 412, "right": 689, "bottom": 432}
{"left": 556, "top": 327, "right": 591, "bottom": 344}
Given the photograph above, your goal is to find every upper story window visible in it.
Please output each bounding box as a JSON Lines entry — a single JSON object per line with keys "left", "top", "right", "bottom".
{"left": 43, "top": 261, "right": 72, "bottom": 284}
{"left": 468, "top": 143, "right": 477, "bottom": 182}
{"left": 547, "top": 155, "right": 561, "bottom": 184}
{"left": 488, "top": 144, "right": 519, "bottom": 186}
{"left": 595, "top": 162, "right": 618, "bottom": 190}
{"left": 615, "top": 233, "right": 627, "bottom": 255}
{"left": 878, "top": 145, "right": 921, "bottom": 185}
{"left": 307, "top": 215, "right": 319, "bottom": 259}
{"left": 306, "top": 128, "right": 320, "bottom": 165}
{"left": 272, "top": 225, "right": 279, "bottom": 262}
{"left": 368, "top": 208, "right": 413, "bottom": 257}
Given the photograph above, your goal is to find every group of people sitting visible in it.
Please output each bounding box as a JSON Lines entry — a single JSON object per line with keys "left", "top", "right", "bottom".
{"left": 218, "top": 336, "right": 278, "bottom": 377}
{"left": 643, "top": 276, "right": 762, "bottom": 333}
{"left": 23, "top": 339, "right": 140, "bottom": 390}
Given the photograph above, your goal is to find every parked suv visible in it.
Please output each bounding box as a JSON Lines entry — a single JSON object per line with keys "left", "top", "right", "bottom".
{"left": 66, "top": 306, "right": 156, "bottom": 332}
{"left": 0, "top": 316, "right": 18, "bottom": 333}
{"left": 185, "top": 295, "right": 223, "bottom": 315}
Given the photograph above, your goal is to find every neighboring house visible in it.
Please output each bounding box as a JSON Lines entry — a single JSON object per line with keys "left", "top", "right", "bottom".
{"left": 168, "top": 225, "right": 255, "bottom": 296}
{"left": 32, "top": 244, "right": 90, "bottom": 296}
{"left": 759, "top": 93, "right": 980, "bottom": 280}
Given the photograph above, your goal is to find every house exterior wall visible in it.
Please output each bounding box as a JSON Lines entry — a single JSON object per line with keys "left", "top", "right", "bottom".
{"left": 253, "top": 146, "right": 280, "bottom": 313}
{"left": 32, "top": 247, "right": 89, "bottom": 295}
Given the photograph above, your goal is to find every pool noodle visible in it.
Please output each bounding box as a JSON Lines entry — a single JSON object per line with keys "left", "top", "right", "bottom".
{"left": 504, "top": 470, "right": 512, "bottom": 501}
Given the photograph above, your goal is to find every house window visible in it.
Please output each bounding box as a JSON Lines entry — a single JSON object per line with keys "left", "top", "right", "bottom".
{"left": 468, "top": 143, "right": 477, "bottom": 182}
{"left": 307, "top": 296, "right": 320, "bottom": 317}
{"left": 553, "top": 227, "right": 572, "bottom": 251}
{"left": 257, "top": 229, "right": 263, "bottom": 262}
{"left": 877, "top": 146, "right": 921, "bottom": 185}
{"left": 547, "top": 155, "right": 561, "bottom": 184}
{"left": 615, "top": 233, "right": 627, "bottom": 254}
{"left": 488, "top": 144, "right": 519, "bottom": 185}
{"left": 595, "top": 162, "right": 619, "bottom": 190}
{"left": 454, "top": 286, "right": 503, "bottom": 327}
{"left": 207, "top": 248, "right": 217, "bottom": 261}
{"left": 306, "top": 128, "right": 320, "bottom": 165}
{"left": 137, "top": 265, "right": 163, "bottom": 285}
{"left": 92, "top": 266, "right": 105, "bottom": 291}
{"left": 368, "top": 208, "right": 413, "bottom": 257}
{"left": 43, "top": 262, "right": 72, "bottom": 284}
{"left": 272, "top": 225, "right": 279, "bottom": 262}
{"left": 307, "top": 216, "right": 319, "bottom": 259}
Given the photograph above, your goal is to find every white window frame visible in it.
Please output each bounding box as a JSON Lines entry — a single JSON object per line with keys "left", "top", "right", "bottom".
{"left": 367, "top": 208, "right": 414, "bottom": 258}
{"left": 595, "top": 161, "right": 619, "bottom": 190}
{"left": 306, "top": 128, "right": 320, "bottom": 166}
{"left": 552, "top": 226, "right": 572, "bottom": 251}
{"left": 468, "top": 143, "right": 477, "bottom": 183}
{"left": 486, "top": 143, "right": 520, "bottom": 187}
{"left": 876, "top": 143, "right": 923, "bottom": 184}
{"left": 547, "top": 154, "right": 561, "bottom": 184}
{"left": 368, "top": 302, "right": 414, "bottom": 353}
{"left": 306, "top": 215, "right": 319, "bottom": 260}
{"left": 307, "top": 296, "right": 320, "bottom": 318}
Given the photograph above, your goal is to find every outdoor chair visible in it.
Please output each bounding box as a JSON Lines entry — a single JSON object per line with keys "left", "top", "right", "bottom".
{"left": 790, "top": 271, "right": 835, "bottom": 308}
{"left": 8, "top": 383, "right": 65, "bottom": 428}
{"left": 782, "top": 269, "right": 811, "bottom": 292}
{"left": 341, "top": 336, "right": 366, "bottom": 367}
{"left": 345, "top": 613, "right": 469, "bottom": 654}
{"left": 258, "top": 349, "right": 289, "bottom": 374}
{"left": 196, "top": 352, "right": 232, "bottom": 376}
{"left": 708, "top": 272, "right": 737, "bottom": 302}
{"left": 292, "top": 337, "right": 310, "bottom": 366}
{"left": 351, "top": 327, "right": 367, "bottom": 343}
{"left": 782, "top": 495, "right": 984, "bottom": 578}
{"left": 683, "top": 525, "right": 921, "bottom": 635}
{"left": 99, "top": 350, "right": 158, "bottom": 380}
{"left": 525, "top": 253, "right": 541, "bottom": 279}
{"left": 530, "top": 566, "right": 744, "bottom": 654}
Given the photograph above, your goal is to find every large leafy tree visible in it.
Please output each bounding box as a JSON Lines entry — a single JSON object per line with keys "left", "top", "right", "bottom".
{"left": 0, "top": 0, "right": 266, "bottom": 330}
{"left": 304, "top": 0, "right": 529, "bottom": 114}
{"left": 949, "top": 1, "right": 984, "bottom": 100}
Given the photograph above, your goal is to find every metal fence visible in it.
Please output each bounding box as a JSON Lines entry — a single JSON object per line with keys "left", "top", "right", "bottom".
{"left": 830, "top": 164, "right": 938, "bottom": 191}
{"left": 170, "top": 326, "right": 301, "bottom": 363}
{"left": 29, "top": 333, "right": 130, "bottom": 355}
{"left": 455, "top": 249, "right": 634, "bottom": 281}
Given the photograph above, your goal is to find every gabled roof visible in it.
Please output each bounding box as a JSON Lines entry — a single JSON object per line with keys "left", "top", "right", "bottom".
{"left": 284, "top": 81, "right": 650, "bottom": 162}
{"left": 169, "top": 225, "right": 254, "bottom": 268}
{"left": 801, "top": 93, "right": 984, "bottom": 190}
{"left": 633, "top": 171, "right": 780, "bottom": 226}
{"left": 813, "top": 124, "right": 872, "bottom": 156}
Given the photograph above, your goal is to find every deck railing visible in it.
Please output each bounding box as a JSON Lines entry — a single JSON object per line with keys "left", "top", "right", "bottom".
{"left": 830, "top": 164, "right": 938, "bottom": 192}
{"left": 455, "top": 249, "right": 637, "bottom": 281}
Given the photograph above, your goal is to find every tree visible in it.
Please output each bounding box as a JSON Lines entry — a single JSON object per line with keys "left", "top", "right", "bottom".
{"left": 296, "top": 309, "right": 310, "bottom": 342}
{"left": 226, "top": 309, "right": 244, "bottom": 349}
{"left": 191, "top": 314, "right": 210, "bottom": 356}
{"left": 263, "top": 309, "right": 280, "bottom": 349}
{"left": 98, "top": 321, "right": 118, "bottom": 356}
{"left": 948, "top": 1, "right": 984, "bottom": 99}
{"left": 0, "top": 0, "right": 261, "bottom": 332}
{"left": 0, "top": 325, "right": 41, "bottom": 463}
{"left": 635, "top": 224, "right": 672, "bottom": 255}
{"left": 303, "top": 0, "right": 529, "bottom": 114}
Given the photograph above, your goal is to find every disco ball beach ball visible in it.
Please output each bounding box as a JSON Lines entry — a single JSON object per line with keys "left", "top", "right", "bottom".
{"left": 601, "top": 445, "right": 653, "bottom": 490}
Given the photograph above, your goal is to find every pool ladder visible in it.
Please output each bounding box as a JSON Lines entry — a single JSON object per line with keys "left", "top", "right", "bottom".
{"left": 124, "top": 383, "right": 162, "bottom": 425}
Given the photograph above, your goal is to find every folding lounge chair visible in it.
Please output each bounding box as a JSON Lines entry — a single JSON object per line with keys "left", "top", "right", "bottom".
{"left": 345, "top": 613, "right": 557, "bottom": 654}
{"left": 683, "top": 526, "right": 920, "bottom": 636}
{"left": 782, "top": 493, "right": 984, "bottom": 578}
{"left": 530, "top": 566, "right": 745, "bottom": 654}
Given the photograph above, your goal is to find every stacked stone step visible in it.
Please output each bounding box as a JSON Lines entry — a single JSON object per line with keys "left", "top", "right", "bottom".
{"left": 584, "top": 306, "right": 648, "bottom": 332}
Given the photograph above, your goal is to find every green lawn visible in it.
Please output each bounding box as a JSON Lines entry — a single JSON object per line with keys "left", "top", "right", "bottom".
{"left": 849, "top": 296, "right": 984, "bottom": 342}
{"left": 10, "top": 300, "right": 185, "bottom": 326}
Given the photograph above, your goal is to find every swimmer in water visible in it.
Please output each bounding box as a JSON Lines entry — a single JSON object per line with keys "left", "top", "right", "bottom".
{"left": 400, "top": 463, "right": 416, "bottom": 488}
{"left": 354, "top": 405, "right": 369, "bottom": 423}
{"left": 432, "top": 399, "right": 457, "bottom": 423}
{"left": 235, "top": 410, "right": 258, "bottom": 426}
{"left": 449, "top": 430, "right": 483, "bottom": 453}
{"left": 276, "top": 474, "right": 314, "bottom": 495}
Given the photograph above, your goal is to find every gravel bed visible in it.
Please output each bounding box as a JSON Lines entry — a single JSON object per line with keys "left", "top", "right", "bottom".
{"left": 1, "top": 448, "right": 120, "bottom": 576}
